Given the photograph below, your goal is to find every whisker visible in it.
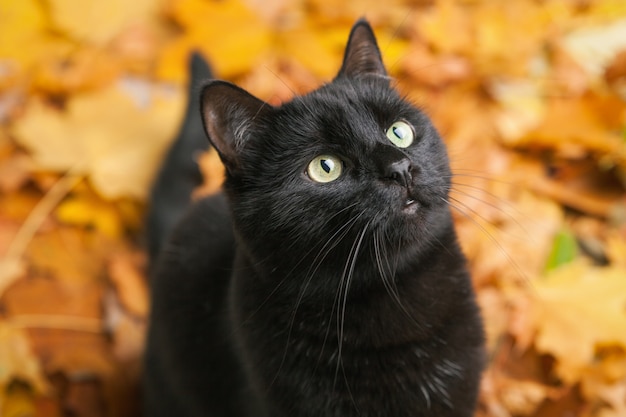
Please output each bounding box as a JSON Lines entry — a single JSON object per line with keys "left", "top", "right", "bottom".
{"left": 443, "top": 197, "right": 530, "bottom": 285}
{"left": 241, "top": 203, "right": 361, "bottom": 329}
{"left": 334, "top": 222, "right": 369, "bottom": 396}
{"left": 373, "top": 229, "right": 425, "bottom": 333}
{"left": 270, "top": 209, "right": 365, "bottom": 388}
{"left": 449, "top": 189, "right": 531, "bottom": 240}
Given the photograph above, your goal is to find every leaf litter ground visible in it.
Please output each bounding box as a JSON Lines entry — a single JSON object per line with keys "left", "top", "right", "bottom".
{"left": 1, "top": 1, "right": 626, "bottom": 416}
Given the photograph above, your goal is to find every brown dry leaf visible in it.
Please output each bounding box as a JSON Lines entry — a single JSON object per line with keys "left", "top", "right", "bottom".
{"left": 518, "top": 98, "right": 626, "bottom": 159}
{"left": 33, "top": 48, "right": 122, "bottom": 95}
{"left": 530, "top": 260, "right": 626, "bottom": 383}
{"left": 107, "top": 254, "right": 148, "bottom": 318}
{"left": 104, "top": 291, "right": 146, "bottom": 364}
{"left": 11, "top": 82, "right": 184, "bottom": 199}
{"left": 193, "top": 149, "right": 225, "bottom": 199}
{"left": 0, "top": 140, "right": 32, "bottom": 192}
{"left": 579, "top": 350, "right": 626, "bottom": 415}
{"left": 2, "top": 275, "right": 118, "bottom": 403}
{"left": 25, "top": 228, "right": 108, "bottom": 288}
{"left": 497, "top": 377, "right": 552, "bottom": 417}
{"left": 476, "top": 288, "right": 509, "bottom": 353}
{"left": 0, "top": 259, "right": 26, "bottom": 299}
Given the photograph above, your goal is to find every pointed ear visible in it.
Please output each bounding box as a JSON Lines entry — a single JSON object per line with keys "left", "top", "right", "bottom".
{"left": 201, "top": 80, "right": 270, "bottom": 171}
{"left": 337, "top": 19, "right": 387, "bottom": 79}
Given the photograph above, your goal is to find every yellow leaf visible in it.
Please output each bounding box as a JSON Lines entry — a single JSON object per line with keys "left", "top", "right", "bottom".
{"left": 0, "top": 323, "right": 47, "bottom": 397}
{"left": 56, "top": 196, "right": 123, "bottom": 238}
{"left": 279, "top": 25, "right": 345, "bottom": 78}
{"left": 606, "top": 231, "right": 626, "bottom": 268}
{"left": 11, "top": 81, "right": 185, "bottom": 199}
{"left": 47, "top": 0, "right": 161, "bottom": 45}
{"left": 562, "top": 18, "right": 626, "bottom": 80}
{"left": 531, "top": 260, "right": 626, "bottom": 383}
{"left": 170, "top": 0, "right": 273, "bottom": 77}
{"left": 0, "top": 0, "right": 45, "bottom": 69}
{"left": 1, "top": 380, "right": 36, "bottom": 417}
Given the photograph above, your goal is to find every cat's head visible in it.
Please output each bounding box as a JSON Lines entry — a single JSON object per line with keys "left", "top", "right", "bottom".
{"left": 201, "top": 19, "right": 453, "bottom": 277}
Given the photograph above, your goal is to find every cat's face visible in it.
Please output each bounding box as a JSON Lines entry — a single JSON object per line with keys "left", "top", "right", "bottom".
{"left": 201, "top": 20, "right": 453, "bottom": 280}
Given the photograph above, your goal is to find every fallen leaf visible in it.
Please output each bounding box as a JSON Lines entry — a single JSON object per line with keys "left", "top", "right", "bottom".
{"left": 47, "top": 0, "right": 160, "bottom": 45}
{"left": 531, "top": 260, "right": 626, "bottom": 383}
{"left": 0, "top": 259, "right": 26, "bottom": 299}
{"left": 193, "top": 149, "right": 225, "bottom": 199}
{"left": 0, "top": 323, "right": 48, "bottom": 400}
{"left": 11, "top": 81, "right": 184, "bottom": 199}
{"left": 519, "top": 98, "right": 626, "bottom": 159}
{"left": 56, "top": 195, "right": 124, "bottom": 238}
{"left": 2, "top": 380, "right": 37, "bottom": 417}
{"left": 107, "top": 254, "right": 148, "bottom": 318}
{"left": 25, "top": 228, "right": 108, "bottom": 287}
{"left": 0, "top": 153, "right": 32, "bottom": 193}
{"left": 169, "top": 0, "right": 273, "bottom": 77}
{"left": 562, "top": 18, "right": 626, "bottom": 80}
{"left": 545, "top": 229, "right": 578, "bottom": 271}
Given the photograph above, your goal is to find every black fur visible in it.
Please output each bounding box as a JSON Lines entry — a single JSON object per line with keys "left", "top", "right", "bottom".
{"left": 146, "top": 53, "right": 212, "bottom": 263}
{"left": 144, "top": 19, "right": 485, "bottom": 417}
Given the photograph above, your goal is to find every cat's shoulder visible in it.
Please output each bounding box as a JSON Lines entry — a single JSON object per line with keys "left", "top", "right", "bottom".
{"left": 151, "top": 192, "right": 234, "bottom": 289}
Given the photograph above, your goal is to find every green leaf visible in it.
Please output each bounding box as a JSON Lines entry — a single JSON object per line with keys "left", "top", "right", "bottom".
{"left": 545, "top": 229, "right": 578, "bottom": 271}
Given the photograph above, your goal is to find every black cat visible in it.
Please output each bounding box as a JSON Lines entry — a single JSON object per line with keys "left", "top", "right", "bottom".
{"left": 144, "top": 19, "right": 485, "bottom": 417}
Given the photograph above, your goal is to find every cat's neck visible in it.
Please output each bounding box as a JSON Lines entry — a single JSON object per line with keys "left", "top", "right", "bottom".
{"left": 230, "top": 219, "right": 468, "bottom": 347}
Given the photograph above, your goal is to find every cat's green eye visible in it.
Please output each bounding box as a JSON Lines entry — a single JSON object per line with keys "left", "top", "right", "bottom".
{"left": 386, "top": 121, "right": 414, "bottom": 148}
{"left": 307, "top": 155, "right": 343, "bottom": 183}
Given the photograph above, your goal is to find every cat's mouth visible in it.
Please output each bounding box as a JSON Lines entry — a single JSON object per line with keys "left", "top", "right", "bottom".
{"left": 402, "top": 197, "right": 419, "bottom": 214}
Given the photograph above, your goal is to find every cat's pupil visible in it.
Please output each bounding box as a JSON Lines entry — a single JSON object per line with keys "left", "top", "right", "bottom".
{"left": 320, "top": 159, "right": 333, "bottom": 173}
{"left": 393, "top": 126, "right": 406, "bottom": 140}
{"left": 386, "top": 121, "right": 414, "bottom": 148}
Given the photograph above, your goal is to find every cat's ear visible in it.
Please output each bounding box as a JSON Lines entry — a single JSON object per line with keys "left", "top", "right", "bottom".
{"left": 201, "top": 80, "right": 271, "bottom": 171}
{"left": 337, "top": 19, "right": 387, "bottom": 79}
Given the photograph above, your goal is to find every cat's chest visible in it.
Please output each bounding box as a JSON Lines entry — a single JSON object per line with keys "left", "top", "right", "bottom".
{"left": 260, "top": 335, "right": 465, "bottom": 417}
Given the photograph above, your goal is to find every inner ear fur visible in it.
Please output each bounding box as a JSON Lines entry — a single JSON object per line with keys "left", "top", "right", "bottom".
{"left": 200, "top": 80, "right": 271, "bottom": 171}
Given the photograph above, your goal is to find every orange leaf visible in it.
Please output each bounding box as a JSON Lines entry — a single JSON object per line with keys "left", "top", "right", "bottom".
{"left": 531, "top": 261, "right": 626, "bottom": 383}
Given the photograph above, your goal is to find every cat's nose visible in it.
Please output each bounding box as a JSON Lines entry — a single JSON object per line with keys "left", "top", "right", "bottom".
{"left": 384, "top": 158, "right": 413, "bottom": 188}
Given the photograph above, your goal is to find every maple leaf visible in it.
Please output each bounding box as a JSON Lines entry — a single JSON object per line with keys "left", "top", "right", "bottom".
{"left": 47, "top": 0, "right": 160, "bottom": 45}
{"left": 531, "top": 260, "right": 626, "bottom": 384}
{"left": 11, "top": 81, "right": 184, "bottom": 199}
{"left": 0, "top": 0, "right": 46, "bottom": 71}
{"left": 169, "top": 0, "right": 273, "bottom": 78}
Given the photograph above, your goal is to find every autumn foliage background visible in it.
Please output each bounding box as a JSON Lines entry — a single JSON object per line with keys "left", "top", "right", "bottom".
{"left": 1, "top": 0, "right": 626, "bottom": 416}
